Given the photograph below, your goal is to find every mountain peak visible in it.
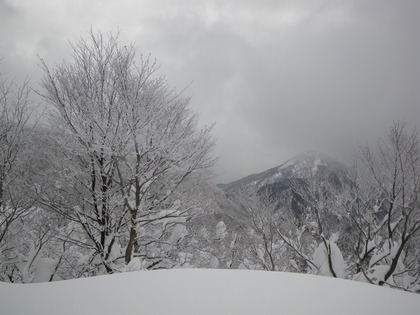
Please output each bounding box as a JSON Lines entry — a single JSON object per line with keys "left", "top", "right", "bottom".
{"left": 222, "top": 150, "right": 348, "bottom": 192}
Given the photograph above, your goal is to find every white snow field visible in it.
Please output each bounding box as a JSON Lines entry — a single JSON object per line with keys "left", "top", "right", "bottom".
{"left": 1, "top": 269, "right": 419, "bottom": 315}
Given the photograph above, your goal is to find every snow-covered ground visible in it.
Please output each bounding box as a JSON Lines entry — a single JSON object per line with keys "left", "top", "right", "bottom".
{"left": 1, "top": 269, "right": 419, "bottom": 315}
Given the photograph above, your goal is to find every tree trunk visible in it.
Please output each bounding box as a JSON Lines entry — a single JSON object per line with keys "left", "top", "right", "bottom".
{"left": 125, "top": 212, "right": 138, "bottom": 264}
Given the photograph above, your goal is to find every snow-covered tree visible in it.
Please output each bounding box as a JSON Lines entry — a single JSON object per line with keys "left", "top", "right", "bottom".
{"left": 276, "top": 176, "right": 349, "bottom": 278}
{"left": 349, "top": 122, "right": 420, "bottom": 291}
{"left": 179, "top": 181, "right": 243, "bottom": 269}
{"left": 39, "top": 30, "right": 215, "bottom": 272}
{"left": 0, "top": 74, "right": 33, "bottom": 244}
{"left": 228, "top": 189, "right": 288, "bottom": 271}
{"left": 0, "top": 72, "right": 42, "bottom": 282}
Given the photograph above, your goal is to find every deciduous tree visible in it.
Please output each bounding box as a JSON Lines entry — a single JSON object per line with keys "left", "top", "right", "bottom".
{"left": 39, "top": 30, "right": 215, "bottom": 272}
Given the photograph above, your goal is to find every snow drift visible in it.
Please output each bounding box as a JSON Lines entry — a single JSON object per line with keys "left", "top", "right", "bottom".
{"left": 1, "top": 269, "right": 419, "bottom": 315}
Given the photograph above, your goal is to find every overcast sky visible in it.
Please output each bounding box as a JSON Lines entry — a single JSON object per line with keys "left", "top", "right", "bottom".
{"left": 1, "top": 0, "right": 419, "bottom": 183}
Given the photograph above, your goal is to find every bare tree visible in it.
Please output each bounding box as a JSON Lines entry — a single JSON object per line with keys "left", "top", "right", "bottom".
{"left": 0, "top": 71, "right": 58, "bottom": 283}
{"left": 353, "top": 122, "right": 420, "bottom": 290}
{"left": 278, "top": 175, "right": 349, "bottom": 278}
{"left": 226, "top": 179, "right": 348, "bottom": 276}
{"left": 230, "top": 189, "right": 287, "bottom": 271}
{"left": 0, "top": 71, "right": 37, "bottom": 269}
{"left": 39, "top": 30, "right": 215, "bottom": 272}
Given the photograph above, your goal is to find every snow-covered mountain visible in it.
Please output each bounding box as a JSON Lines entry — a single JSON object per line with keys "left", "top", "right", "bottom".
{"left": 221, "top": 150, "right": 352, "bottom": 192}
{"left": 219, "top": 151, "right": 354, "bottom": 221}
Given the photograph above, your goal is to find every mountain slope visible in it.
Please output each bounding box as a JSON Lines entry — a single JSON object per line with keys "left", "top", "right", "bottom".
{"left": 219, "top": 151, "right": 354, "bottom": 221}
{"left": 222, "top": 150, "right": 352, "bottom": 193}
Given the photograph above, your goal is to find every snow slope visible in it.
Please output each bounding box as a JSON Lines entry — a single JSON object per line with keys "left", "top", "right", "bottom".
{"left": 1, "top": 269, "right": 419, "bottom": 315}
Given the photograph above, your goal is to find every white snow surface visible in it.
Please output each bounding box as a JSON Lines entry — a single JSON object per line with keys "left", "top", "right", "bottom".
{"left": 1, "top": 269, "right": 419, "bottom": 315}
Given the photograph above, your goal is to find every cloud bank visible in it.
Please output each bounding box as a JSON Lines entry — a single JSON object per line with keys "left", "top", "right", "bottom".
{"left": 1, "top": 0, "right": 419, "bottom": 182}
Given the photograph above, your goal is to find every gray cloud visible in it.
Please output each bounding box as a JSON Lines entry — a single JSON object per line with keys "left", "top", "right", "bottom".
{"left": 1, "top": 0, "right": 419, "bottom": 183}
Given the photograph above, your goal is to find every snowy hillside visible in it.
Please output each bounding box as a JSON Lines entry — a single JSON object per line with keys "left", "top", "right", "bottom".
{"left": 221, "top": 150, "right": 351, "bottom": 192}
{"left": 1, "top": 269, "right": 419, "bottom": 315}
{"left": 217, "top": 150, "right": 354, "bottom": 225}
